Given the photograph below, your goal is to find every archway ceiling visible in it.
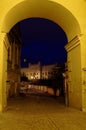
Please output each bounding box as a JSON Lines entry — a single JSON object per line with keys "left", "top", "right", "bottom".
{"left": 1, "top": 0, "right": 81, "bottom": 42}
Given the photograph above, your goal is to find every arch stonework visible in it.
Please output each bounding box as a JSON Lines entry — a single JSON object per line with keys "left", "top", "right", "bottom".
{"left": 0, "top": 0, "right": 86, "bottom": 112}
{"left": 1, "top": 0, "right": 81, "bottom": 41}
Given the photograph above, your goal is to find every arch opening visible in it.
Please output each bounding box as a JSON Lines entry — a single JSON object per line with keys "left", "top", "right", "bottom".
{"left": 1, "top": 0, "right": 81, "bottom": 42}
{"left": 19, "top": 17, "right": 68, "bottom": 67}
{"left": 6, "top": 17, "right": 67, "bottom": 102}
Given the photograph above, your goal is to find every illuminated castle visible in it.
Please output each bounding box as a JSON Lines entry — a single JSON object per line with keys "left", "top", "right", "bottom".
{"left": 21, "top": 62, "right": 59, "bottom": 80}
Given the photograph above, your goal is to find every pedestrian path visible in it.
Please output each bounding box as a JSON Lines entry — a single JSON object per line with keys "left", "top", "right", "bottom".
{"left": 0, "top": 93, "right": 86, "bottom": 130}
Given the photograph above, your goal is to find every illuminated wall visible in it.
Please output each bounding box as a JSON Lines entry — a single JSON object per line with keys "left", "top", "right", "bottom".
{"left": 65, "top": 36, "right": 82, "bottom": 110}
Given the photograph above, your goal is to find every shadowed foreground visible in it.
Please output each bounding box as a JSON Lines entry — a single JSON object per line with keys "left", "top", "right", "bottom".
{"left": 0, "top": 92, "right": 86, "bottom": 130}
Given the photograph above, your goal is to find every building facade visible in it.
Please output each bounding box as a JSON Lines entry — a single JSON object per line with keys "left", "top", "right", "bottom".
{"left": 21, "top": 62, "right": 60, "bottom": 80}
{"left": 6, "top": 24, "right": 22, "bottom": 98}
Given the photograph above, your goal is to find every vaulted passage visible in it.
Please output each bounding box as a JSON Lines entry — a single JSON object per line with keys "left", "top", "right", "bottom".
{"left": 0, "top": 0, "right": 86, "bottom": 112}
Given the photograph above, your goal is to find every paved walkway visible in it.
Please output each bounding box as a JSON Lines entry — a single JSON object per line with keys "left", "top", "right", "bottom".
{"left": 0, "top": 90, "right": 86, "bottom": 130}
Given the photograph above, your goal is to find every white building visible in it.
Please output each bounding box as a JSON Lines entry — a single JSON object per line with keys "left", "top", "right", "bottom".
{"left": 42, "top": 64, "right": 55, "bottom": 79}
{"left": 21, "top": 62, "right": 41, "bottom": 80}
{"left": 21, "top": 62, "right": 60, "bottom": 80}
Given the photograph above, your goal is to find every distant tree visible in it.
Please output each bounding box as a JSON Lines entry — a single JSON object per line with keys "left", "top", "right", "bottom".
{"left": 50, "top": 64, "right": 65, "bottom": 98}
{"left": 21, "top": 75, "right": 28, "bottom": 82}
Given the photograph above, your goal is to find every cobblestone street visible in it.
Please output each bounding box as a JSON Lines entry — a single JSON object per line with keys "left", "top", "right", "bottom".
{"left": 0, "top": 89, "right": 86, "bottom": 130}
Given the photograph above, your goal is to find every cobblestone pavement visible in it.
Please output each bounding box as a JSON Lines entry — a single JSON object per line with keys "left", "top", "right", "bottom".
{"left": 0, "top": 91, "right": 86, "bottom": 130}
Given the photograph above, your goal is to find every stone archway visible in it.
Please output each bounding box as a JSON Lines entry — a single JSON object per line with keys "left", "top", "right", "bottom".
{"left": 1, "top": 0, "right": 81, "bottom": 41}
{"left": 0, "top": 0, "right": 86, "bottom": 112}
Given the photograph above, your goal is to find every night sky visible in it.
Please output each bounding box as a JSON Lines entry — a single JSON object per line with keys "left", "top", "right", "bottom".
{"left": 20, "top": 18, "right": 68, "bottom": 68}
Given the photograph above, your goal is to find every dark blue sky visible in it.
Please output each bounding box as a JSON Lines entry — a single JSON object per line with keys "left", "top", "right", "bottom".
{"left": 20, "top": 18, "right": 68, "bottom": 67}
